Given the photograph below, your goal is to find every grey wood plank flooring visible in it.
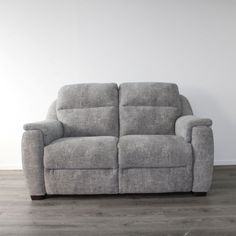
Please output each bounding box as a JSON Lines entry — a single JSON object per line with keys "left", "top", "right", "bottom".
{"left": 0, "top": 166, "right": 236, "bottom": 236}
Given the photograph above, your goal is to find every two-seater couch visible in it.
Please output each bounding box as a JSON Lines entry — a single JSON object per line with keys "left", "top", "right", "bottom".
{"left": 22, "top": 83, "right": 214, "bottom": 200}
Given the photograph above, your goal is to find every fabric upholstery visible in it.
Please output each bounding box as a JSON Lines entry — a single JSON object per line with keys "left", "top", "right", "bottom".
{"left": 175, "top": 115, "right": 212, "bottom": 142}
{"left": 119, "top": 83, "right": 182, "bottom": 136}
{"left": 192, "top": 126, "right": 214, "bottom": 192}
{"left": 22, "top": 130, "right": 46, "bottom": 196}
{"left": 118, "top": 135, "right": 192, "bottom": 168}
{"left": 180, "top": 95, "right": 193, "bottom": 115}
{"left": 56, "top": 83, "right": 118, "bottom": 137}
{"left": 23, "top": 120, "right": 63, "bottom": 146}
{"left": 21, "top": 82, "right": 214, "bottom": 197}
{"left": 46, "top": 100, "right": 58, "bottom": 120}
{"left": 119, "top": 167, "right": 192, "bottom": 193}
{"left": 44, "top": 136, "right": 118, "bottom": 169}
{"left": 45, "top": 169, "right": 118, "bottom": 194}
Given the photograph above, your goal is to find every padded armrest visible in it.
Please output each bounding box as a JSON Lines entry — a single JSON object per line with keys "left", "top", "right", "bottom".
{"left": 23, "top": 120, "right": 63, "bottom": 145}
{"left": 175, "top": 115, "right": 212, "bottom": 142}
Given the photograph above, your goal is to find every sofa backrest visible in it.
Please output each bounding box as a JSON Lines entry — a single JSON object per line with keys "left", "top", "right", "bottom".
{"left": 46, "top": 94, "right": 192, "bottom": 121}
{"left": 119, "top": 83, "right": 182, "bottom": 136}
{"left": 56, "top": 83, "right": 119, "bottom": 137}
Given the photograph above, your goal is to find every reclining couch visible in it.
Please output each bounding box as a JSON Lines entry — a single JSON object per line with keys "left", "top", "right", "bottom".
{"left": 22, "top": 83, "right": 214, "bottom": 200}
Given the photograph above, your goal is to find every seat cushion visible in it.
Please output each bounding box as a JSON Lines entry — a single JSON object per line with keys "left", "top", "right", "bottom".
{"left": 44, "top": 136, "right": 118, "bottom": 169}
{"left": 56, "top": 83, "right": 119, "bottom": 137}
{"left": 118, "top": 135, "right": 192, "bottom": 168}
{"left": 119, "top": 83, "right": 182, "bottom": 136}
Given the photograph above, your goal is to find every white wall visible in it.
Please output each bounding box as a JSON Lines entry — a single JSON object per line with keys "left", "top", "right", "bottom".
{"left": 0, "top": 0, "right": 236, "bottom": 169}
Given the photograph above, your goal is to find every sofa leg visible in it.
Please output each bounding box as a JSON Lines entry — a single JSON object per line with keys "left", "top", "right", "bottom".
{"left": 192, "top": 192, "right": 207, "bottom": 197}
{"left": 31, "top": 195, "right": 46, "bottom": 200}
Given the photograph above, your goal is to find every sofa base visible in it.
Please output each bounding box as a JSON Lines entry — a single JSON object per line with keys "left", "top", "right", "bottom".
{"left": 31, "top": 195, "right": 46, "bottom": 200}
{"left": 119, "top": 167, "right": 192, "bottom": 193}
{"left": 30, "top": 192, "right": 204, "bottom": 200}
{"left": 44, "top": 169, "right": 118, "bottom": 194}
{"left": 192, "top": 192, "right": 207, "bottom": 197}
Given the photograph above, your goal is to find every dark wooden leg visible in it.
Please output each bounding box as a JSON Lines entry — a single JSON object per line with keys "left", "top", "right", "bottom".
{"left": 31, "top": 195, "right": 46, "bottom": 200}
{"left": 193, "top": 192, "right": 207, "bottom": 197}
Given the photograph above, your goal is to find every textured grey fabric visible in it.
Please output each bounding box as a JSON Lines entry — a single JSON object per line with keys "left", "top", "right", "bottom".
{"left": 46, "top": 100, "right": 57, "bottom": 120}
{"left": 21, "top": 82, "right": 214, "bottom": 197}
{"left": 44, "top": 136, "right": 118, "bottom": 169}
{"left": 119, "top": 167, "right": 192, "bottom": 193}
{"left": 120, "top": 83, "right": 181, "bottom": 107}
{"left": 192, "top": 126, "right": 214, "bottom": 192}
{"left": 120, "top": 107, "right": 179, "bottom": 135}
{"left": 57, "top": 107, "right": 118, "bottom": 137}
{"left": 57, "top": 83, "right": 118, "bottom": 137}
{"left": 45, "top": 169, "right": 118, "bottom": 194}
{"left": 119, "top": 83, "right": 182, "bottom": 136}
{"left": 118, "top": 135, "right": 192, "bottom": 168}
{"left": 24, "top": 120, "right": 63, "bottom": 146}
{"left": 180, "top": 95, "right": 193, "bottom": 115}
{"left": 175, "top": 115, "right": 212, "bottom": 142}
{"left": 22, "top": 130, "right": 46, "bottom": 196}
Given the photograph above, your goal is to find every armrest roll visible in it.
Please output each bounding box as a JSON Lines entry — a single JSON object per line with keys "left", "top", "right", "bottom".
{"left": 175, "top": 115, "right": 212, "bottom": 142}
{"left": 23, "top": 120, "right": 63, "bottom": 145}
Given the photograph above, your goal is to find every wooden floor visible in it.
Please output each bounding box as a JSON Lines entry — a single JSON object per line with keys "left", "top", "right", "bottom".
{"left": 0, "top": 167, "right": 236, "bottom": 236}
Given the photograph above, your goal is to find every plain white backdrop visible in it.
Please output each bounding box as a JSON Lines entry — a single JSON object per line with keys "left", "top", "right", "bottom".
{"left": 0, "top": 0, "right": 236, "bottom": 169}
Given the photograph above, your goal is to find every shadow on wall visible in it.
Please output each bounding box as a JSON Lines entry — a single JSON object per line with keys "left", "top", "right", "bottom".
{"left": 185, "top": 87, "right": 235, "bottom": 165}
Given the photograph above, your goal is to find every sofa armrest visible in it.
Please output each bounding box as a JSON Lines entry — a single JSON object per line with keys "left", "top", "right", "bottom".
{"left": 23, "top": 120, "right": 63, "bottom": 146}
{"left": 175, "top": 115, "right": 212, "bottom": 142}
{"left": 176, "top": 115, "right": 214, "bottom": 193}
{"left": 22, "top": 130, "right": 46, "bottom": 197}
{"left": 191, "top": 126, "right": 214, "bottom": 193}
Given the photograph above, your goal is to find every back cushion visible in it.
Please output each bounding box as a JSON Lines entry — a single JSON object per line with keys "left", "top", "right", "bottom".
{"left": 119, "top": 83, "right": 181, "bottom": 136}
{"left": 57, "top": 83, "right": 118, "bottom": 137}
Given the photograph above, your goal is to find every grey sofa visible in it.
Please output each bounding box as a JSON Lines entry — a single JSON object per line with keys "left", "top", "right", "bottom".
{"left": 22, "top": 83, "right": 214, "bottom": 200}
